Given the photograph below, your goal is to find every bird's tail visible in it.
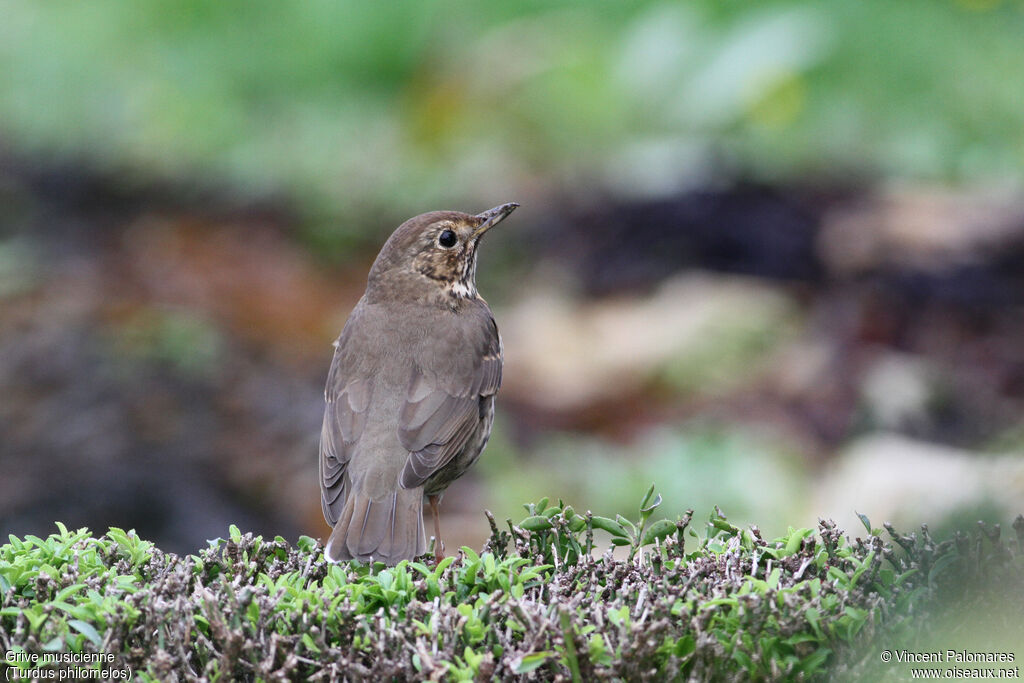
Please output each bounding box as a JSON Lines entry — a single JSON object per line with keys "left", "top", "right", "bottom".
{"left": 324, "top": 486, "right": 425, "bottom": 564}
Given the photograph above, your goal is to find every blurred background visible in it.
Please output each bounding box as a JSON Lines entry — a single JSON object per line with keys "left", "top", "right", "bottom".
{"left": 2, "top": 0, "right": 1024, "bottom": 555}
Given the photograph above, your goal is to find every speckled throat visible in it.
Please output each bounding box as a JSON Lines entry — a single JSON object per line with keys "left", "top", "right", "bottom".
{"left": 415, "top": 242, "right": 479, "bottom": 300}
{"left": 446, "top": 252, "right": 478, "bottom": 299}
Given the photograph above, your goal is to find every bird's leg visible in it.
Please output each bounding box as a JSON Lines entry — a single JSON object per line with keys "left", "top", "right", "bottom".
{"left": 429, "top": 494, "right": 444, "bottom": 563}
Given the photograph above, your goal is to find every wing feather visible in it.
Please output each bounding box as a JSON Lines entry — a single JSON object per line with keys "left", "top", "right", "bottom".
{"left": 399, "top": 310, "right": 502, "bottom": 489}
{"left": 319, "top": 333, "right": 375, "bottom": 526}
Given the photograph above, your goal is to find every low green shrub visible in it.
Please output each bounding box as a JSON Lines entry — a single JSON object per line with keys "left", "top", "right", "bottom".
{"left": 1, "top": 488, "right": 1021, "bottom": 681}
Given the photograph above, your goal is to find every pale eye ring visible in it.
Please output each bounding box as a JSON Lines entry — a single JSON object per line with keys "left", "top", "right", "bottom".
{"left": 437, "top": 229, "right": 458, "bottom": 248}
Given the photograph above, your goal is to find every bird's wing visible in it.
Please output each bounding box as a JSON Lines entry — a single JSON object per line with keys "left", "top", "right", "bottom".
{"left": 398, "top": 310, "right": 502, "bottom": 489}
{"left": 320, "top": 321, "right": 375, "bottom": 526}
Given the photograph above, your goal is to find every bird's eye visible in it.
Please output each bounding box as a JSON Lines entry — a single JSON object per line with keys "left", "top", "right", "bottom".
{"left": 437, "top": 229, "right": 458, "bottom": 248}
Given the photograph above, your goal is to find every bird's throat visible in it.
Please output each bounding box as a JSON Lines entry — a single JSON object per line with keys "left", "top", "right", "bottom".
{"left": 448, "top": 278, "right": 477, "bottom": 299}
{"left": 446, "top": 254, "right": 478, "bottom": 299}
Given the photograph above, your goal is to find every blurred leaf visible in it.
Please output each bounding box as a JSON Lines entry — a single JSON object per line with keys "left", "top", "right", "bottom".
{"left": 513, "top": 651, "right": 553, "bottom": 674}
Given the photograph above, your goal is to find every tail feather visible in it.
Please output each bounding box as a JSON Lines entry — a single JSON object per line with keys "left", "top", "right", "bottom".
{"left": 325, "top": 487, "right": 425, "bottom": 564}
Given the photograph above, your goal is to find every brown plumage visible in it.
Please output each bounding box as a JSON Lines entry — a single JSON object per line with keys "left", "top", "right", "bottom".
{"left": 320, "top": 203, "right": 517, "bottom": 565}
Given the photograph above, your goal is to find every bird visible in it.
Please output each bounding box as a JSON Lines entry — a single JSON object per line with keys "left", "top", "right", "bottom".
{"left": 320, "top": 203, "right": 517, "bottom": 565}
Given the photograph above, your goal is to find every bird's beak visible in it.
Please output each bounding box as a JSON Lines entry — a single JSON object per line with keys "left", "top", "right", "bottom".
{"left": 473, "top": 202, "right": 519, "bottom": 239}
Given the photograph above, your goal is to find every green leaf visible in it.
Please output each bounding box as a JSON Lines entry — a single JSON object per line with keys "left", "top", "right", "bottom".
{"left": 639, "top": 483, "right": 656, "bottom": 511}
{"left": 805, "top": 607, "right": 823, "bottom": 639}
{"left": 827, "top": 566, "right": 848, "bottom": 587}
{"left": 895, "top": 568, "right": 920, "bottom": 585}
{"left": 928, "top": 552, "right": 958, "bottom": 584}
{"left": 106, "top": 528, "right": 129, "bottom": 545}
{"left": 782, "top": 528, "right": 813, "bottom": 556}
{"left": 68, "top": 620, "right": 103, "bottom": 647}
{"left": 588, "top": 633, "right": 613, "bottom": 666}
{"left": 701, "top": 597, "right": 739, "bottom": 609}
{"left": 432, "top": 556, "right": 455, "bottom": 578}
{"left": 674, "top": 635, "right": 696, "bottom": 658}
{"left": 850, "top": 551, "right": 874, "bottom": 587}
{"left": 298, "top": 632, "right": 320, "bottom": 653}
{"left": 640, "top": 494, "right": 662, "bottom": 516}
{"left": 798, "top": 647, "right": 832, "bottom": 675}
{"left": 710, "top": 517, "right": 739, "bottom": 535}
{"left": 513, "top": 651, "right": 553, "bottom": 674}
{"left": 607, "top": 605, "right": 631, "bottom": 628}
{"left": 640, "top": 519, "right": 676, "bottom": 546}
{"left": 615, "top": 515, "right": 638, "bottom": 536}
{"left": 520, "top": 516, "right": 553, "bottom": 531}
{"left": 856, "top": 511, "right": 872, "bottom": 535}
{"left": 37, "top": 563, "right": 60, "bottom": 580}
{"left": 54, "top": 583, "right": 86, "bottom": 603}
{"left": 590, "top": 516, "right": 628, "bottom": 538}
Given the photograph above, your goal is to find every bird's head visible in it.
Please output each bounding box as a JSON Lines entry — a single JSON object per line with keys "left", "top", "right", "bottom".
{"left": 367, "top": 203, "right": 518, "bottom": 304}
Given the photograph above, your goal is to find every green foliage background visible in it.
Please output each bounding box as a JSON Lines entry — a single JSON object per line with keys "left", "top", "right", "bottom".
{"left": 3, "top": 0, "right": 1023, "bottom": 248}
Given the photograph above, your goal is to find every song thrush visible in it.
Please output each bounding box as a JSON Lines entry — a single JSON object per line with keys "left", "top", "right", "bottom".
{"left": 320, "top": 203, "right": 517, "bottom": 564}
